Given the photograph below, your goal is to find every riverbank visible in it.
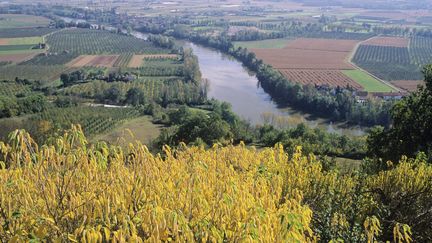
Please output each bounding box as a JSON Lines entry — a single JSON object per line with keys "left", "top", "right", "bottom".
{"left": 132, "top": 31, "right": 367, "bottom": 136}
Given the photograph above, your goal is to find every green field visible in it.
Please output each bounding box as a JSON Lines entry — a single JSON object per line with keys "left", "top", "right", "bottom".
{"left": 233, "top": 38, "right": 291, "bottom": 49}
{"left": 0, "top": 44, "right": 37, "bottom": 52}
{"left": 0, "top": 65, "right": 65, "bottom": 82}
{"left": 0, "top": 27, "right": 56, "bottom": 38}
{"left": 0, "top": 14, "right": 51, "bottom": 29}
{"left": 343, "top": 70, "right": 395, "bottom": 92}
{"left": 2, "top": 36, "right": 44, "bottom": 45}
{"left": 92, "top": 116, "right": 163, "bottom": 146}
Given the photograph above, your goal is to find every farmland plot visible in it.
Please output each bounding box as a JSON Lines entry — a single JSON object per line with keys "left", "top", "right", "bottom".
{"left": 279, "top": 69, "right": 363, "bottom": 90}
{"left": 0, "top": 27, "right": 56, "bottom": 38}
{"left": 390, "top": 80, "right": 424, "bottom": 92}
{"left": 20, "top": 53, "right": 78, "bottom": 65}
{"left": 113, "top": 53, "right": 133, "bottom": 67}
{"left": 409, "top": 36, "right": 432, "bottom": 67}
{"left": 0, "top": 14, "right": 51, "bottom": 29}
{"left": 253, "top": 48, "right": 355, "bottom": 70}
{"left": 128, "top": 54, "right": 179, "bottom": 68}
{"left": 353, "top": 45, "right": 411, "bottom": 64}
{"left": 0, "top": 52, "right": 39, "bottom": 63}
{"left": 0, "top": 81, "right": 32, "bottom": 96}
{"left": 0, "top": 65, "right": 65, "bottom": 81}
{"left": 361, "top": 37, "right": 409, "bottom": 48}
{"left": 46, "top": 29, "right": 169, "bottom": 55}
{"left": 67, "top": 55, "right": 119, "bottom": 68}
{"left": 283, "top": 38, "right": 359, "bottom": 52}
{"left": 352, "top": 41, "right": 426, "bottom": 80}
{"left": 29, "top": 106, "right": 141, "bottom": 137}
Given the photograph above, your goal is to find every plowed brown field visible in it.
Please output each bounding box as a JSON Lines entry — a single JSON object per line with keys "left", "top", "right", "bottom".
{"left": 67, "top": 55, "right": 119, "bottom": 68}
{"left": 362, "top": 37, "right": 409, "bottom": 47}
{"left": 390, "top": 80, "right": 424, "bottom": 92}
{"left": 280, "top": 69, "right": 363, "bottom": 90}
{"left": 252, "top": 48, "right": 355, "bottom": 70}
{"left": 251, "top": 37, "right": 363, "bottom": 90}
{"left": 0, "top": 52, "right": 39, "bottom": 63}
{"left": 283, "top": 38, "right": 359, "bottom": 52}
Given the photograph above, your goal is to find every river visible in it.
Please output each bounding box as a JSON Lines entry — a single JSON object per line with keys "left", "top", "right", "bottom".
{"left": 132, "top": 31, "right": 366, "bottom": 136}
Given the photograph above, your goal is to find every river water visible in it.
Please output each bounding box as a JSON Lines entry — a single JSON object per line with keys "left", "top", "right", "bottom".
{"left": 132, "top": 31, "right": 365, "bottom": 136}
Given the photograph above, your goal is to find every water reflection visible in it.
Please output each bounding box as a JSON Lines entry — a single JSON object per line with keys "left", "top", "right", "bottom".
{"left": 132, "top": 31, "right": 366, "bottom": 136}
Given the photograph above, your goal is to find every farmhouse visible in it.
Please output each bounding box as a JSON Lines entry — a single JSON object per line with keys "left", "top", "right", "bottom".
{"left": 372, "top": 92, "right": 408, "bottom": 100}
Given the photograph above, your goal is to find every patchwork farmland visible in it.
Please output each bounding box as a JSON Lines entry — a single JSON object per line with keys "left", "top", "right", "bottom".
{"left": 352, "top": 35, "right": 432, "bottom": 84}
{"left": 251, "top": 37, "right": 393, "bottom": 92}
{"left": 361, "top": 36, "right": 409, "bottom": 48}
{"left": 0, "top": 26, "right": 179, "bottom": 82}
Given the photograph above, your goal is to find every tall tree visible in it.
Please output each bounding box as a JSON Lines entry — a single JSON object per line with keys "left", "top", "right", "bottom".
{"left": 368, "top": 65, "right": 432, "bottom": 163}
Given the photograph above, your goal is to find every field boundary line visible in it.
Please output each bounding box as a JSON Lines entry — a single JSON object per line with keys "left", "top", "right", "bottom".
{"left": 348, "top": 36, "right": 401, "bottom": 92}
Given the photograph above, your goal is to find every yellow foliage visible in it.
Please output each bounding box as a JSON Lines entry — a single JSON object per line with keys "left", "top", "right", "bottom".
{"left": 0, "top": 127, "right": 317, "bottom": 242}
{"left": 1, "top": 126, "right": 430, "bottom": 242}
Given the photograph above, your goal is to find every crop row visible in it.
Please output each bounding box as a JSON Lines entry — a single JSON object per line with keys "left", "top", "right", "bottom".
{"left": 0, "top": 65, "right": 66, "bottom": 82}
{"left": 409, "top": 36, "right": 432, "bottom": 67}
{"left": 19, "top": 53, "right": 78, "bottom": 65}
{"left": 352, "top": 41, "right": 430, "bottom": 81}
{"left": 0, "top": 82, "right": 32, "bottom": 96}
{"left": 128, "top": 66, "right": 184, "bottom": 77}
{"left": 30, "top": 106, "right": 140, "bottom": 137}
{"left": 46, "top": 29, "right": 170, "bottom": 55}
{"left": 354, "top": 62, "right": 423, "bottom": 81}
{"left": 113, "top": 53, "right": 133, "bottom": 67}
{"left": 353, "top": 45, "right": 411, "bottom": 65}
{"left": 0, "top": 27, "right": 56, "bottom": 38}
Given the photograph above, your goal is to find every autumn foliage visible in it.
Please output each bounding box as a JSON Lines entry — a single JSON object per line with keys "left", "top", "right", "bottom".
{"left": 0, "top": 126, "right": 429, "bottom": 242}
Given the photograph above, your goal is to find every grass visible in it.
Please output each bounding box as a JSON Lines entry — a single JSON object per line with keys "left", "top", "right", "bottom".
{"left": 0, "top": 44, "right": 37, "bottom": 52}
{"left": 334, "top": 157, "right": 362, "bottom": 174}
{"left": 2, "top": 36, "right": 44, "bottom": 45}
{"left": 0, "top": 49, "right": 43, "bottom": 55}
{"left": 92, "top": 116, "right": 163, "bottom": 147}
{"left": 342, "top": 70, "right": 395, "bottom": 92}
{"left": 0, "top": 14, "right": 51, "bottom": 29}
{"left": 0, "top": 28, "right": 56, "bottom": 38}
{"left": 0, "top": 65, "right": 66, "bottom": 81}
{"left": 233, "top": 38, "right": 291, "bottom": 49}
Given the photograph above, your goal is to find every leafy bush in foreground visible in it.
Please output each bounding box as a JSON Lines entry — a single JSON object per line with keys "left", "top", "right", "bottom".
{"left": 0, "top": 126, "right": 428, "bottom": 242}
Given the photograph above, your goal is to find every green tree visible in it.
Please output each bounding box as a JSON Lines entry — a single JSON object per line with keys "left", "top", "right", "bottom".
{"left": 125, "top": 88, "right": 145, "bottom": 106}
{"left": 103, "top": 86, "right": 122, "bottom": 104}
{"left": 368, "top": 65, "right": 432, "bottom": 163}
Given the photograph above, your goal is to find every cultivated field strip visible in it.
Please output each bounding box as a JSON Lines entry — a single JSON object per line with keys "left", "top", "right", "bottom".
{"left": 283, "top": 38, "right": 359, "bottom": 52}
{"left": 0, "top": 52, "right": 39, "bottom": 63}
{"left": 279, "top": 69, "right": 363, "bottom": 90}
{"left": 361, "top": 37, "right": 409, "bottom": 48}
{"left": 253, "top": 48, "right": 355, "bottom": 70}
{"left": 351, "top": 36, "right": 432, "bottom": 81}
{"left": 128, "top": 54, "right": 179, "bottom": 68}
{"left": 113, "top": 53, "right": 133, "bottom": 67}
{"left": 46, "top": 29, "right": 169, "bottom": 55}
{"left": 67, "top": 55, "right": 120, "bottom": 68}
{"left": 390, "top": 80, "right": 425, "bottom": 92}
{"left": 30, "top": 107, "right": 141, "bottom": 137}
{"left": 353, "top": 45, "right": 411, "bottom": 64}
